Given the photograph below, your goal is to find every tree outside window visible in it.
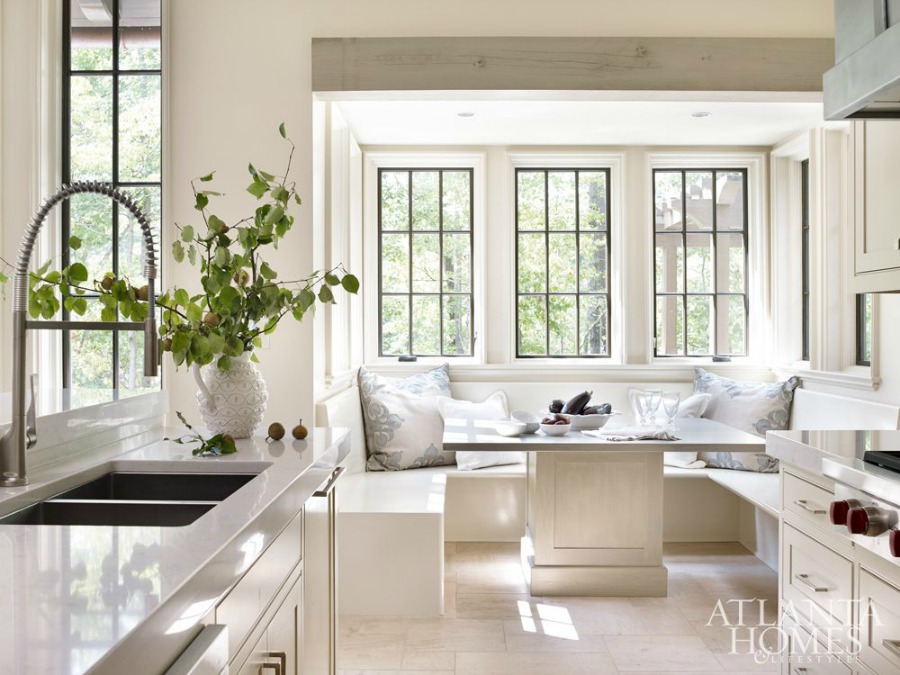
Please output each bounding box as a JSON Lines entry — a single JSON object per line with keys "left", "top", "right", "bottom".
{"left": 653, "top": 169, "right": 748, "bottom": 357}
{"left": 515, "top": 169, "right": 610, "bottom": 357}
{"left": 378, "top": 168, "right": 473, "bottom": 357}
{"left": 63, "top": 0, "right": 162, "bottom": 390}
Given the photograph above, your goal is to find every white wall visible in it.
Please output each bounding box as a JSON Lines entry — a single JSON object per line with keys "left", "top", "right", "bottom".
{"left": 163, "top": 0, "right": 834, "bottom": 424}
{"left": 0, "top": 0, "right": 838, "bottom": 424}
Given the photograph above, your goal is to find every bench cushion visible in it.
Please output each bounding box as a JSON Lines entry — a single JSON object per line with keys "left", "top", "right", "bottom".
{"left": 359, "top": 364, "right": 456, "bottom": 471}
{"left": 694, "top": 368, "right": 799, "bottom": 473}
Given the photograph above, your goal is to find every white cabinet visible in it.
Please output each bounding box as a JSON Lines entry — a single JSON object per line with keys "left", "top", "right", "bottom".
{"left": 302, "top": 467, "right": 343, "bottom": 675}
{"left": 857, "top": 567, "right": 900, "bottom": 675}
{"left": 851, "top": 120, "right": 900, "bottom": 292}
{"left": 236, "top": 574, "right": 302, "bottom": 675}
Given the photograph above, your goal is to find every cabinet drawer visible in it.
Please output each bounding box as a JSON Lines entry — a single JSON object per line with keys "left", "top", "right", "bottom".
{"left": 784, "top": 472, "right": 834, "bottom": 533}
{"left": 858, "top": 568, "right": 900, "bottom": 675}
{"left": 217, "top": 510, "right": 303, "bottom": 658}
{"left": 783, "top": 615, "right": 853, "bottom": 675}
{"left": 783, "top": 524, "right": 853, "bottom": 635}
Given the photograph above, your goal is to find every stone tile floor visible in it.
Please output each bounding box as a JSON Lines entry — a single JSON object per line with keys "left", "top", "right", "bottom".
{"left": 339, "top": 542, "right": 782, "bottom": 674}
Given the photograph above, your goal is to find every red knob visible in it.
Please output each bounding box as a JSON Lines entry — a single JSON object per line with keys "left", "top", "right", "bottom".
{"left": 848, "top": 508, "right": 871, "bottom": 535}
{"left": 830, "top": 500, "right": 852, "bottom": 525}
{"left": 890, "top": 530, "right": 900, "bottom": 558}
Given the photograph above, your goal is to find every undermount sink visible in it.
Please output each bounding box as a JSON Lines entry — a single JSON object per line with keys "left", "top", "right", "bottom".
{"left": 0, "top": 499, "right": 216, "bottom": 527}
{"left": 0, "top": 471, "right": 260, "bottom": 527}
{"left": 52, "top": 472, "right": 257, "bottom": 502}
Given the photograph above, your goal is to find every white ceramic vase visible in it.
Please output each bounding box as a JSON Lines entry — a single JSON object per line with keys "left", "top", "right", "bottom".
{"left": 192, "top": 353, "right": 268, "bottom": 438}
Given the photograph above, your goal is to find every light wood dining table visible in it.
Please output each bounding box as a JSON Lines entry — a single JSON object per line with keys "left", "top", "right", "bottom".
{"left": 442, "top": 417, "right": 765, "bottom": 597}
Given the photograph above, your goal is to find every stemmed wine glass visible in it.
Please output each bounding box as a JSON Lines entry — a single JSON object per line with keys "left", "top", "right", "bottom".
{"left": 643, "top": 389, "right": 663, "bottom": 426}
{"left": 661, "top": 391, "right": 681, "bottom": 430}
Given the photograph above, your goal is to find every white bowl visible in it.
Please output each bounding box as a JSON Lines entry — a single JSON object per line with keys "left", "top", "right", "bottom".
{"left": 569, "top": 413, "right": 618, "bottom": 431}
{"left": 495, "top": 421, "right": 527, "bottom": 437}
{"left": 540, "top": 422, "right": 571, "bottom": 436}
{"left": 510, "top": 411, "right": 541, "bottom": 434}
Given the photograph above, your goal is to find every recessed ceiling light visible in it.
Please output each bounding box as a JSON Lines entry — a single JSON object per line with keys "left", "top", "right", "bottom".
{"left": 691, "top": 111, "right": 712, "bottom": 118}
{"left": 457, "top": 111, "right": 475, "bottom": 118}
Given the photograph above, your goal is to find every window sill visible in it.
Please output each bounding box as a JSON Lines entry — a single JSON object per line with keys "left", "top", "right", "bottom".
{"left": 772, "top": 365, "right": 879, "bottom": 391}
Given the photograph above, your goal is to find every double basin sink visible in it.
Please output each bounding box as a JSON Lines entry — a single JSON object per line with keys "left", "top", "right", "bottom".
{"left": 0, "top": 471, "right": 258, "bottom": 527}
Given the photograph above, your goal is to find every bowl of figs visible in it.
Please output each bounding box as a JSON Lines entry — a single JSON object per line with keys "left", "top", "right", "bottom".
{"left": 548, "top": 391, "right": 618, "bottom": 431}
{"left": 539, "top": 413, "right": 571, "bottom": 436}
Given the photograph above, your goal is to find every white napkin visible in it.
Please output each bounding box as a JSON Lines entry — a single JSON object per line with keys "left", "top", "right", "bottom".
{"left": 583, "top": 426, "right": 680, "bottom": 442}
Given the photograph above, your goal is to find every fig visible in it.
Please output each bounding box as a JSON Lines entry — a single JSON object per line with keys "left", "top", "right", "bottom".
{"left": 267, "top": 422, "right": 285, "bottom": 441}
{"left": 162, "top": 337, "right": 173, "bottom": 352}
{"left": 100, "top": 276, "right": 115, "bottom": 291}
{"left": 292, "top": 420, "right": 308, "bottom": 440}
{"left": 203, "top": 312, "right": 220, "bottom": 328}
{"left": 135, "top": 285, "right": 149, "bottom": 301}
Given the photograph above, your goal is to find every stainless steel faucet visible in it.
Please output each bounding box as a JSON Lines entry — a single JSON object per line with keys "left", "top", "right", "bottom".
{"left": 0, "top": 181, "right": 160, "bottom": 487}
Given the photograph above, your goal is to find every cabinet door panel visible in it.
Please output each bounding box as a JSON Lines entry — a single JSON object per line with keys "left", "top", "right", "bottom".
{"left": 854, "top": 121, "right": 900, "bottom": 278}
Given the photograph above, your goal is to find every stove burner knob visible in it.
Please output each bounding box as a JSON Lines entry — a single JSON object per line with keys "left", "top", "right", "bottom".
{"left": 847, "top": 507, "right": 886, "bottom": 536}
{"left": 830, "top": 499, "right": 859, "bottom": 525}
{"left": 891, "top": 530, "right": 900, "bottom": 558}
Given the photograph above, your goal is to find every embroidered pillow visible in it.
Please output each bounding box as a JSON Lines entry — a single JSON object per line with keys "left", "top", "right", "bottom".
{"left": 437, "top": 391, "right": 524, "bottom": 470}
{"left": 358, "top": 364, "right": 455, "bottom": 471}
{"left": 694, "top": 368, "right": 800, "bottom": 473}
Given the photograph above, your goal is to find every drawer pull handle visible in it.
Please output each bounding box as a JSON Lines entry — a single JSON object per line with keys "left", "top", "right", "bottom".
{"left": 794, "top": 499, "right": 826, "bottom": 515}
{"left": 883, "top": 639, "right": 900, "bottom": 658}
{"left": 794, "top": 573, "right": 828, "bottom": 593}
{"left": 314, "top": 466, "right": 345, "bottom": 497}
{"left": 795, "top": 669, "right": 807, "bottom": 673}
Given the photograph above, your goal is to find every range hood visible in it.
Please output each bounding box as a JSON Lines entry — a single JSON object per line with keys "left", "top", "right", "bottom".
{"left": 824, "top": 0, "right": 900, "bottom": 119}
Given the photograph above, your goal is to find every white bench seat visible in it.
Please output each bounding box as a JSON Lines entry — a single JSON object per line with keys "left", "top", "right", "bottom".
{"left": 707, "top": 469, "right": 779, "bottom": 519}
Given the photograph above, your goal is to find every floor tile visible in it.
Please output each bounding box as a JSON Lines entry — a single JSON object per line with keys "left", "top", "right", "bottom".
{"left": 604, "top": 634, "right": 725, "bottom": 671}
{"left": 400, "top": 649, "right": 455, "bottom": 670}
{"left": 455, "top": 651, "right": 618, "bottom": 674}
{"left": 405, "top": 618, "right": 507, "bottom": 652}
{"left": 455, "top": 592, "right": 533, "bottom": 620}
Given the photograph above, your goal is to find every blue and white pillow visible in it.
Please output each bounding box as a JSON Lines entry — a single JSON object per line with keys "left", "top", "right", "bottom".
{"left": 358, "top": 364, "right": 455, "bottom": 471}
{"left": 694, "top": 368, "right": 800, "bottom": 473}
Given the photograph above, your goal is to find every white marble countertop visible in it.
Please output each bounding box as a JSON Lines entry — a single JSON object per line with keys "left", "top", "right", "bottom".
{"left": 0, "top": 425, "right": 350, "bottom": 675}
{"left": 443, "top": 417, "right": 765, "bottom": 452}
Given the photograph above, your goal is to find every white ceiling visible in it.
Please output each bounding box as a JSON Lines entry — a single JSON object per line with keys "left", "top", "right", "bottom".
{"left": 335, "top": 99, "right": 825, "bottom": 146}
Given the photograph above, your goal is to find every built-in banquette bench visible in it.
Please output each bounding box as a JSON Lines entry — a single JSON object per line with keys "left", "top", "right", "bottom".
{"left": 316, "top": 383, "right": 900, "bottom": 617}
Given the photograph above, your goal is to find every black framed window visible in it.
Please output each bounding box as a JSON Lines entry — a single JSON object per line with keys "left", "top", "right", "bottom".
{"left": 801, "top": 159, "right": 810, "bottom": 361}
{"left": 857, "top": 293, "right": 873, "bottom": 367}
{"left": 378, "top": 168, "right": 473, "bottom": 357}
{"left": 63, "top": 0, "right": 162, "bottom": 390}
{"left": 515, "top": 169, "right": 610, "bottom": 357}
{"left": 653, "top": 169, "right": 748, "bottom": 357}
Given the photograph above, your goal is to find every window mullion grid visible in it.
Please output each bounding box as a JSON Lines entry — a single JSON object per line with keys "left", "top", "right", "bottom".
{"left": 681, "top": 170, "right": 688, "bottom": 357}
{"left": 544, "top": 170, "right": 550, "bottom": 357}
{"left": 574, "top": 171, "right": 582, "bottom": 356}
{"left": 438, "top": 170, "right": 445, "bottom": 358}
{"left": 710, "top": 169, "right": 719, "bottom": 357}
{"left": 407, "top": 171, "right": 414, "bottom": 356}
{"left": 61, "top": 0, "right": 73, "bottom": 389}
{"left": 111, "top": 0, "right": 121, "bottom": 390}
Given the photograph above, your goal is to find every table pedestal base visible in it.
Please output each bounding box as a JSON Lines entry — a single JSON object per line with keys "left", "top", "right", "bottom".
{"left": 522, "top": 534, "right": 668, "bottom": 596}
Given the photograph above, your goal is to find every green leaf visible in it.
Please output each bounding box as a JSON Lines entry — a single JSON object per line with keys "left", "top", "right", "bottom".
{"left": 250, "top": 352, "right": 260, "bottom": 363}
{"left": 101, "top": 306, "right": 117, "bottom": 322}
{"left": 45, "top": 271, "right": 61, "bottom": 284}
{"left": 195, "top": 192, "right": 209, "bottom": 211}
{"left": 299, "top": 288, "right": 316, "bottom": 312}
{"left": 279, "top": 122, "right": 287, "bottom": 138}
{"left": 271, "top": 186, "right": 289, "bottom": 204}
{"left": 208, "top": 215, "right": 226, "bottom": 233}
{"left": 190, "top": 334, "right": 211, "bottom": 359}
{"left": 186, "top": 302, "right": 203, "bottom": 323}
{"left": 258, "top": 169, "right": 276, "bottom": 181}
{"left": 174, "top": 288, "right": 189, "bottom": 307}
{"left": 318, "top": 285, "right": 334, "bottom": 303}
{"left": 208, "top": 332, "right": 226, "bottom": 354}
{"left": 264, "top": 204, "right": 284, "bottom": 226}
{"left": 69, "top": 235, "right": 82, "bottom": 250}
{"left": 187, "top": 245, "right": 197, "bottom": 266}
{"left": 247, "top": 179, "right": 268, "bottom": 199}
{"left": 217, "top": 355, "right": 231, "bottom": 371}
{"left": 181, "top": 225, "right": 194, "bottom": 242}
{"left": 324, "top": 272, "right": 340, "bottom": 286}
{"left": 67, "top": 262, "right": 88, "bottom": 283}
{"left": 199, "top": 172, "right": 215, "bottom": 182}
{"left": 259, "top": 262, "right": 277, "bottom": 280}
{"left": 224, "top": 335, "right": 244, "bottom": 357}
{"left": 172, "top": 240, "right": 185, "bottom": 263}
{"left": 172, "top": 330, "right": 191, "bottom": 355}
{"left": 72, "top": 297, "right": 88, "bottom": 316}
{"left": 341, "top": 274, "right": 360, "bottom": 294}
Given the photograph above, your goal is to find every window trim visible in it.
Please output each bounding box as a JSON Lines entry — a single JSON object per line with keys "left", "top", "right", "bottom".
{"left": 646, "top": 151, "right": 767, "bottom": 365}
{"left": 363, "top": 150, "right": 486, "bottom": 365}
{"left": 801, "top": 158, "right": 810, "bottom": 362}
